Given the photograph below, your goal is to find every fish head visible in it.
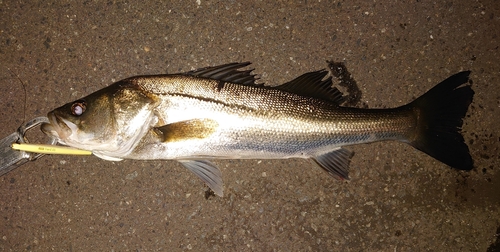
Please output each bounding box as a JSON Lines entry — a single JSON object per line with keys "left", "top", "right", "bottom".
{"left": 41, "top": 89, "right": 115, "bottom": 148}
{"left": 41, "top": 80, "right": 157, "bottom": 156}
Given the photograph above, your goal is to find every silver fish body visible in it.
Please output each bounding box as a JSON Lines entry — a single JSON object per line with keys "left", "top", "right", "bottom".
{"left": 129, "top": 75, "right": 414, "bottom": 158}
{"left": 41, "top": 63, "right": 474, "bottom": 196}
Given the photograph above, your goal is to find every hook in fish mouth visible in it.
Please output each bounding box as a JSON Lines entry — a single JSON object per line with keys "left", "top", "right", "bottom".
{"left": 41, "top": 113, "right": 75, "bottom": 143}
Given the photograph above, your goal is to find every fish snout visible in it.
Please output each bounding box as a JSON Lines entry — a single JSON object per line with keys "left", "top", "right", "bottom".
{"left": 41, "top": 113, "right": 72, "bottom": 141}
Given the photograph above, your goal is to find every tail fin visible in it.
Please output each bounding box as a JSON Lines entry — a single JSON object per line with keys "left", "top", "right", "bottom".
{"left": 408, "top": 71, "right": 474, "bottom": 170}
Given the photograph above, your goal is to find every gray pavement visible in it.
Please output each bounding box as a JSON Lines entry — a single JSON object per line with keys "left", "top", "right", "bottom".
{"left": 0, "top": 1, "right": 499, "bottom": 251}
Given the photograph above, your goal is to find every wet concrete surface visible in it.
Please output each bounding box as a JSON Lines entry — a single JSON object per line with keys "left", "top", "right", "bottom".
{"left": 0, "top": 1, "right": 499, "bottom": 251}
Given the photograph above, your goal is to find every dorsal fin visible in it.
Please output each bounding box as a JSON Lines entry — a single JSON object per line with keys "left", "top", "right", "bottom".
{"left": 277, "top": 70, "right": 345, "bottom": 104}
{"left": 185, "top": 63, "right": 344, "bottom": 104}
{"left": 184, "top": 62, "right": 258, "bottom": 86}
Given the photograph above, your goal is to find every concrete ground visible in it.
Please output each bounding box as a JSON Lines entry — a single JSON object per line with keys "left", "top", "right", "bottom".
{"left": 1, "top": 1, "right": 499, "bottom": 251}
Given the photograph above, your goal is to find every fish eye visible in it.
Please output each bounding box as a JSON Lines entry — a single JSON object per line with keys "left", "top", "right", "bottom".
{"left": 71, "top": 100, "right": 86, "bottom": 116}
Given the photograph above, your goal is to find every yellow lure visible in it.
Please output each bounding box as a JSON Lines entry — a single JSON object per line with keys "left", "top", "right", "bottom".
{"left": 11, "top": 143, "right": 92, "bottom": 155}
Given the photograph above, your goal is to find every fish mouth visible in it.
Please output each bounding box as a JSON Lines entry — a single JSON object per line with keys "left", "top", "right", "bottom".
{"left": 41, "top": 113, "right": 75, "bottom": 142}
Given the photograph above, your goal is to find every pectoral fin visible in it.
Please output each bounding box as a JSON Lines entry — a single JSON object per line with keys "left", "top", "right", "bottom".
{"left": 312, "top": 148, "right": 354, "bottom": 180}
{"left": 178, "top": 160, "right": 224, "bottom": 197}
{"left": 155, "top": 119, "right": 219, "bottom": 142}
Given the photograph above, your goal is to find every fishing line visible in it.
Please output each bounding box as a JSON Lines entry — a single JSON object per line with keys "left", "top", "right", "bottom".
{"left": 7, "top": 68, "right": 28, "bottom": 125}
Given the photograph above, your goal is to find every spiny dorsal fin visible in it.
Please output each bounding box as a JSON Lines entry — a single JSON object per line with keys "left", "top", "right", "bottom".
{"left": 277, "top": 70, "right": 345, "bottom": 104}
{"left": 184, "top": 62, "right": 258, "bottom": 86}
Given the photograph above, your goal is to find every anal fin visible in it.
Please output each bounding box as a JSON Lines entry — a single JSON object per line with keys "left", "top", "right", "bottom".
{"left": 312, "top": 148, "right": 354, "bottom": 179}
{"left": 178, "top": 160, "right": 224, "bottom": 197}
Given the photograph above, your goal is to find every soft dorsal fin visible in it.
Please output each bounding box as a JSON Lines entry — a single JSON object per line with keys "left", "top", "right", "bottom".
{"left": 277, "top": 70, "right": 345, "bottom": 104}
{"left": 184, "top": 62, "right": 258, "bottom": 86}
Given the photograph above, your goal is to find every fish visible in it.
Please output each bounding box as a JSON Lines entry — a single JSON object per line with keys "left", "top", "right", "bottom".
{"left": 40, "top": 62, "right": 474, "bottom": 196}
